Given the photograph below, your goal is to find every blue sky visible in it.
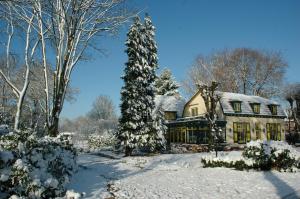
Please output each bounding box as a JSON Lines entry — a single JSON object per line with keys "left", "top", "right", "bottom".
{"left": 61, "top": 0, "right": 300, "bottom": 119}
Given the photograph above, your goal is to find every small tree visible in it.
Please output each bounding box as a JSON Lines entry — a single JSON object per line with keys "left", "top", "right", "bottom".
{"left": 198, "top": 81, "right": 224, "bottom": 157}
{"left": 154, "top": 68, "right": 179, "bottom": 96}
{"left": 148, "top": 104, "right": 167, "bottom": 152}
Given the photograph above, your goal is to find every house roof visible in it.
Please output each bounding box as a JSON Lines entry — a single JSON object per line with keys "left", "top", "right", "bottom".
{"left": 217, "top": 92, "right": 286, "bottom": 117}
{"left": 155, "top": 95, "right": 186, "bottom": 117}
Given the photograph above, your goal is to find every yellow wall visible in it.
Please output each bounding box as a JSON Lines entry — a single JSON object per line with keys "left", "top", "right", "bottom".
{"left": 180, "top": 90, "right": 286, "bottom": 144}
{"left": 183, "top": 91, "right": 207, "bottom": 117}
{"left": 224, "top": 115, "right": 285, "bottom": 143}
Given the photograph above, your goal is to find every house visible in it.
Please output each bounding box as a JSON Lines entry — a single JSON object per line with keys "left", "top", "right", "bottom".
{"left": 156, "top": 92, "right": 227, "bottom": 145}
{"left": 158, "top": 90, "right": 286, "bottom": 145}
{"left": 216, "top": 92, "right": 286, "bottom": 144}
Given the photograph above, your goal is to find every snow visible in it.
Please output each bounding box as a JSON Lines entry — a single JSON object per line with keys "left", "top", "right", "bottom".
{"left": 68, "top": 152, "right": 300, "bottom": 199}
{"left": 154, "top": 95, "right": 186, "bottom": 117}
{"left": 45, "top": 178, "right": 59, "bottom": 188}
{"left": 218, "top": 92, "right": 286, "bottom": 117}
{"left": 65, "top": 190, "right": 81, "bottom": 199}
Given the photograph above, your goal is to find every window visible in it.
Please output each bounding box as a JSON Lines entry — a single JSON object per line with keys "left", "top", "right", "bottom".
{"left": 165, "top": 112, "right": 177, "bottom": 120}
{"left": 266, "top": 123, "right": 281, "bottom": 141}
{"left": 187, "top": 127, "right": 197, "bottom": 144}
{"left": 191, "top": 107, "right": 198, "bottom": 116}
{"left": 169, "top": 127, "right": 175, "bottom": 143}
{"left": 187, "top": 127, "right": 210, "bottom": 144}
{"left": 251, "top": 104, "right": 260, "bottom": 114}
{"left": 269, "top": 105, "right": 277, "bottom": 115}
{"left": 180, "top": 127, "right": 186, "bottom": 143}
{"left": 255, "top": 123, "right": 261, "bottom": 140}
{"left": 233, "top": 122, "right": 250, "bottom": 143}
{"left": 231, "top": 102, "right": 242, "bottom": 113}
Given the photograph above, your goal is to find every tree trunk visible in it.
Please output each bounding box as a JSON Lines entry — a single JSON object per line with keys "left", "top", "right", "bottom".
{"left": 48, "top": 82, "right": 66, "bottom": 136}
{"left": 48, "top": 115, "right": 59, "bottom": 137}
{"left": 125, "top": 146, "right": 133, "bottom": 157}
{"left": 14, "top": 81, "right": 29, "bottom": 131}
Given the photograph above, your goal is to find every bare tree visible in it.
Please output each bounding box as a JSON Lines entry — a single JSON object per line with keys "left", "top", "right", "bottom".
{"left": 0, "top": 0, "right": 132, "bottom": 135}
{"left": 87, "top": 95, "right": 118, "bottom": 134}
{"left": 0, "top": 3, "right": 38, "bottom": 131}
{"left": 88, "top": 95, "right": 117, "bottom": 121}
{"left": 183, "top": 48, "right": 287, "bottom": 98}
{"left": 0, "top": 55, "right": 17, "bottom": 125}
{"left": 198, "top": 81, "right": 223, "bottom": 157}
{"left": 285, "top": 83, "right": 300, "bottom": 135}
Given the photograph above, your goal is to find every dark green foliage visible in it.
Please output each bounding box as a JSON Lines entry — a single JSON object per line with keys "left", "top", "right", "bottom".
{"left": 118, "top": 15, "right": 162, "bottom": 156}
{"left": 243, "top": 145, "right": 271, "bottom": 170}
{"left": 270, "top": 149, "right": 296, "bottom": 171}
{"left": 201, "top": 159, "right": 250, "bottom": 171}
{"left": 202, "top": 142, "right": 300, "bottom": 172}
{"left": 0, "top": 130, "right": 77, "bottom": 198}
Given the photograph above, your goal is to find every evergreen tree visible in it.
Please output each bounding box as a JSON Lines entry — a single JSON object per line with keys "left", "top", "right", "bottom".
{"left": 118, "top": 17, "right": 154, "bottom": 156}
{"left": 148, "top": 104, "right": 167, "bottom": 152}
{"left": 118, "top": 15, "right": 164, "bottom": 155}
{"left": 144, "top": 15, "right": 166, "bottom": 151}
{"left": 154, "top": 68, "right": 180, "bottom": 96}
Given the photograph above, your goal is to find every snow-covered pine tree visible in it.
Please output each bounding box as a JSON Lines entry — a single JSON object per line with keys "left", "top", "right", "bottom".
{"left": 148, "top": 104, "right": 167, "bottom": 152}
{"left": 154, "top": 68, "right": 180, "bottom": 96}
{"left": 118, "top": 17, "right": 154, "bottom": 156}
{"left": 143, "top": 15, "right": 165, "bottom": 151}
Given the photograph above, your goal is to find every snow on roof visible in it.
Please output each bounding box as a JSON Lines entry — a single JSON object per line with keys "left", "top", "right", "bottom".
{"left": 218, "top": 92, "right": 286, "bottom": 117}
{"left": 154, "top": 95, "right": 186, "bottom": 117}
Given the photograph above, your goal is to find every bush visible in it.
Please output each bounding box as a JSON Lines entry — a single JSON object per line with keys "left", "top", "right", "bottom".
{"left": 88, "top": 131, "right": 117, "bottom": 150}
{"left": 202, "top": 157, "right": 251, "bottom": 171}
{"left": 0, "top": 130, "right": 77, "bottom": 198}
{"left": 242, "top": 141, "right": 271, "bottom": 170}
{"left": 286, "top": 132, "right": 300, "bottom": 145}
{"left": 202, "top": 141, "right": 300, "bottom": 172}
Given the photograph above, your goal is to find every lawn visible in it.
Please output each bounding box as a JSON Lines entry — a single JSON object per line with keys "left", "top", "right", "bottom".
{"left": 67, "top": 152, "right": 300, "bottom": 199}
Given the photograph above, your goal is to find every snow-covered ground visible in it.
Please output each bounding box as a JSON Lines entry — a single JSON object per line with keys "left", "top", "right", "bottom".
{"left": 68, "top": 152, "right": 300, "bottom": 199}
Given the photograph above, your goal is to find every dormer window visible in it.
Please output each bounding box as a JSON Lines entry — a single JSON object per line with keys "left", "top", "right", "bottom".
{"left": 231, "top": 101, "right": 241, "bottom": 113}
{"left": 165, "top": 111, "right": 177, "bottom": 121}
{"left": 191, "top": 107, "right": 198, "bottom": 116}
{"left": 251, "top": 103, "right": 260, "bottom": 114}
{"left": 269, "top": 105, "right": 277, "bottom": 115}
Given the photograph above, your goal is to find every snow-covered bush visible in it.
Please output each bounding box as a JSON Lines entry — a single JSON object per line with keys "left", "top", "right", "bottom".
{"left": 0, "top": 130, "right": 77, "bottom": 198}
{"left": 202, "top": 141, "right": 300, "bottom": 172}
{"left": 242, "top": 141, "right": 271, "bottom": 170}
{"left": 88, "top": 131, "right": 117, "bottom": 150}
{"left": 202, "top": 158, "right": 250, "bottom": 171}
{"left": 244, "top": 141, "right": 300, "bottom": 171}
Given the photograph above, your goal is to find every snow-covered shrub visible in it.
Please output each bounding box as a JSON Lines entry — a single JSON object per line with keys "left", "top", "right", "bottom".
{"left": 202, "top": 158, "right": 250, "bottom": 171}
{"left": 202, "top": 141, "right": 300, "bottom": 172}
{"left": 244, "top": 141, "right": 300, "bottom": 171}
{"left": 88, "top": 131, "right": 117, "bottom": 150}
{"left": 242, "top": 140, "right": 272, "bottom": 170}
{"left": 0, "top": 130, "right": 77, "bottom": 198}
